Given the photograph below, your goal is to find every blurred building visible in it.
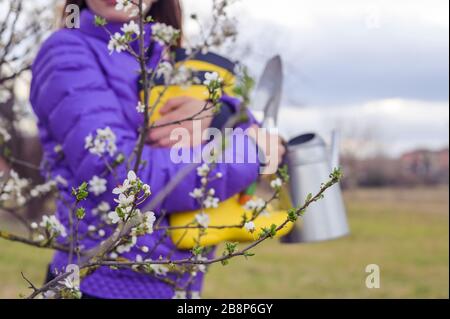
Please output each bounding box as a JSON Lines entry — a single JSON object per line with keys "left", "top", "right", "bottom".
{"left": 400, "top": 148, "right": 449, "bottom": 184}
{"left": 340, "top": 148, "right": 449, "bottom": 188}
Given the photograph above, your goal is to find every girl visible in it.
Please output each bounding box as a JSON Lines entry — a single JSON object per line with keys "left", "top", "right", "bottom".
{"left": 31, "top": 0, "right": 284, "bottom": 299}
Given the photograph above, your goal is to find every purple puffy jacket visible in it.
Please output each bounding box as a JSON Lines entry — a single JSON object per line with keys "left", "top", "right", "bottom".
{"left": 30, "top": 9, "right": 260, "bottom": 299}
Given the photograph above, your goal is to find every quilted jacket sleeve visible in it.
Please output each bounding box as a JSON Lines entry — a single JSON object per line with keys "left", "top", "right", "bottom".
{"left": 30, "top": 30, "right": 261, "bottom": 214}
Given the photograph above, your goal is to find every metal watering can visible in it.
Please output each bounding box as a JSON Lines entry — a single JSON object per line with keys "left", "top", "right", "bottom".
{"left": 253, "top": 56, "right": 350, "bottom": 244}
{"left": 280, "top": 131, "right": 350, "bottom": 243}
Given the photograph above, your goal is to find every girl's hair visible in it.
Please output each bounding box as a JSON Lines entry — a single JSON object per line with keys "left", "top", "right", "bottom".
{"left": 63, "top": 0, "right": 183, "bottom": 45}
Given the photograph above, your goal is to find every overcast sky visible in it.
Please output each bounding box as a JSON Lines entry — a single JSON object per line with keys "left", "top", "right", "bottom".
{"left": 12, "top": 0, "right": 449, "bottom": 157}
{"left": 183, "top": 0, "right": 449, "bottom": 157}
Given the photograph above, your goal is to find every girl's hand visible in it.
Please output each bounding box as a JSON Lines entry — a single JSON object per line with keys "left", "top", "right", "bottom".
{"left": 247, "top": 124, "right": 286, "bottom": 175}
{"left": 147, "top": 96, "right": 214, "bottom": 148}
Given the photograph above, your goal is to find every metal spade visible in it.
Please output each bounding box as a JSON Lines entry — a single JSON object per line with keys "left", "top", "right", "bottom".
{"left": 248, "top": 55, "right": 283, "bottom": 130}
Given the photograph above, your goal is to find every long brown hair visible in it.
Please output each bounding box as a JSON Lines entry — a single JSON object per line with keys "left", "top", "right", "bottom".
{"left": 63, "top": 0, "right": 183, "bottom": 44}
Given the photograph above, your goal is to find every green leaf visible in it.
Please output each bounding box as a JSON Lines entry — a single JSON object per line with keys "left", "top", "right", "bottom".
{"left": 73, "top": 182, "right": 89, "bottom": 201}
{"left": 278, "top": 165, "right": 290, "bottom": 183}
{"left": 287, "top": 208, "right": 298, "bottom": 222}
{"left": 115, "top": 153, "right": 125, "bottom": 164}
{"left": 94, "top": 15, "right": 107, "bottom": 27}
{"left": 269, "top": 224, "right": 277, "bottom": 237}
{"left": 225, "top": 242, "right": 238, "bottom": 255}
{"left": 243, "top": 251, "right": 255, "bottom": 258}
{"left": 76, "top": 207, "right": 86, "bottom": 220}
{"left": 192, "top": 246, "right": 204, "bottom": 256}
{"left": 116, "top": 207, "right": 125, "bottom": 219}
{"left": 330, "top": 167, "right": 344, "bottom": 182}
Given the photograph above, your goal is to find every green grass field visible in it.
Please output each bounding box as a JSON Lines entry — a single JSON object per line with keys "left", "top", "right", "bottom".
{"left": 0, "top": 187, "right": 448, "bottom": 298}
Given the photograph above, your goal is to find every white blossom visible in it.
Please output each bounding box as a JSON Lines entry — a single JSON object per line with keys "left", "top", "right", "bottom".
{"left": 191, "top": 291, "right": 201, "bottom": 299}
{"left": 151, "top": 23, "right": 179, "bottom": 45}
{"left": 270, "top": 177, "right": 283, "bottom": 189}
{"left": 156, "top": 64, "right": 194, "bottom": 88}
{"left": 195, "top": 255, "right": 208, "bottom": 273}
{"left": 108, "top": 32, "right": 127, "bottom": 54}
{"left": 30, "top": 222, "right": 38, "bottom": 229}
{"left": 203, "top": 196, "right": 219, "bottom": 209}
{"left": 244, "top": 221, "right": 256, "bottom": 233}
{"left": 113, "top": 171, "right": 138, "bottom": 195}
{"left": 173, "top": 290, "right": 187, "bottom": 299}
{"left": 142, "top": 184, "right": 151, "bottom": 196}
{"left": 1, "top": 170, "right": 29, "bottom": 205}
{"left": 189, "top": 188, "right": 204, "bottom": 199}
{"left": 196, "top": 163, "right": 210, "bottom": 177}
{"left": 92, "top": 201, "right": 110, "bottom": 216}
{"left": 150, "top": 263, "right": 169, "bottom": 276}
{"left": 110, "top": 252, "right": 118, "bottom": 259}
{"left": 42, "top": 290, "right": 56, "bottom": 299}
{"left": 114, "top": 193, "right": 135, "bottom": 207}
{"left": 203, "top": 72, "right": 221, "bottom": 87}
{"left": 30, "top": 180, "right": 57, "bottom": 198}
{"left": 116, "top": 0, "right": 147, "bottom": 17}
{"left": 0, "top": 88, "right": 11, "bottom": 104}
{"left": 141, "top": 246, "right": 149, "bottom": 253}
{"left": 85, "top": 127, "right": 117, "bottom": 157}
{"left": 39, "top": 215, "right": 67, "bottom": 237}
{"left": 126, "top": 170, "right": 137, "bottom": 183}
{"left": 172, "top": 66, "right": 195, "bottom": 88}
{"left": 84, "top": 134, "right": 93, "bottom": 149}
{"left": 0, "top": 127, "right": 11, "bottom": 142}
{"left": 129, "top": 7, "right": 139, "bottom": 18}
{"left": 115, "top": 0, "right": 133, "bottom": 12}
{"left": 142, "top": 211, "right": 156, "bottom": 234}
{"left": 53, "top": 144, "right": 63, "bottom": 154}
{"left": 97, "top": 127, "right": 115, "bottom": 141}
{"left": 156, "top": 61, "right": 174, "bottom": 82}
{"left": 108, "top": 211, "right": 121, "bottom": 224}
{"left": 207, "top": 17, "right": 238, "bottom": 47}
{"left": 244, "top": 198, "right": 267, "bottom": 213}
{"left": 88, "top": 176, "right": 107, "bottom": 196}
{"left": 121, "top": 20, "right": 140, "bottom": 35}
{"left": 60, "top": 276, "right": 79, "bottom": 291}
{"left": 136, "top": 101, "right": 145, "bottom": 113}
{"left": 195, "top": 213, "right": 210, "bottom": 228}
{"left": 112, "top": 180, "right": 131, "bottom": 195}
{"left": 116, "top": 235, "right": 137, "bottom": 254}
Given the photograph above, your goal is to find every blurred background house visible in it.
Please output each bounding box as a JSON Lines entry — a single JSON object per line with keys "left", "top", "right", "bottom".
{"left": 340, "top": 148, "right": 449, "bottom": 188}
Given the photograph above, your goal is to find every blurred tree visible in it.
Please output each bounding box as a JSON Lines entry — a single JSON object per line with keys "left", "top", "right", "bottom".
{"left": 0, "top": 0, "right": 57, "bottom": 218}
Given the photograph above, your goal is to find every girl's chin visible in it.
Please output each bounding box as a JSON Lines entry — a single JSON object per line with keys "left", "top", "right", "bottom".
{"left": 101, "top": 10, "right": 134, "bottom": 23}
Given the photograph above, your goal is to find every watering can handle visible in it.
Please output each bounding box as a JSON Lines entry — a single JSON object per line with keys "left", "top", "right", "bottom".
{"left": 330, "top": 130, "right": 340, "bottom": 169}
